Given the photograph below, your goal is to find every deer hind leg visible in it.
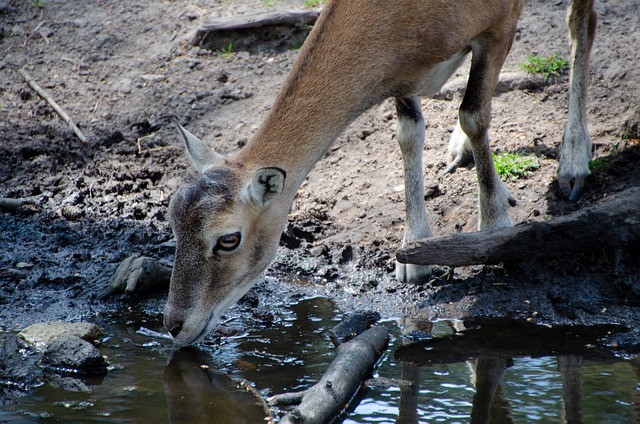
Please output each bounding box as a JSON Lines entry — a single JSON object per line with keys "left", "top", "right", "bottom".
{"left": 460, "top": 32, "right": 518, "bottom": 230}
{"left": 395, "top": 96, "right": 432, "bottom": 284}
{"left": 559, "top": 0, "right": 596, "bottom": 201}
{"left": 444, "top": 120, "right": 474, "bottom": 175}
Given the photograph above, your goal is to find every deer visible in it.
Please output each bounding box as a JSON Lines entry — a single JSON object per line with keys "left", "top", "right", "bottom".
{"left": 164, "top": 0, "right": 596, "bottom": 345}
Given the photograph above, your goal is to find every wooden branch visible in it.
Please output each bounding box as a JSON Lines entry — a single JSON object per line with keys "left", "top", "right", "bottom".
{"left": 17, "top": 68, "right": 88, "bottom": 143}
{"left": 268, "top": 326, "right": 389, "bottom": 424}
{"left": 267, "top": 390, "right": 305, "bottom": 406}
{"left": 191, "top": 9, "right": 321, "bottom": 51}
{"left": 396, "top": 187, "right": 640, "bottom": 267}
{"left": 239, "top": 380, "right": 276, "bottom": 424}
{"left": 193, "top": 9, "right": 321, "bottom": 44}
{"left": 0, "top": 197, "right": 29, "bottom": 213}
{"left": 432, "top": 71, "right": 547, "bottom": 101}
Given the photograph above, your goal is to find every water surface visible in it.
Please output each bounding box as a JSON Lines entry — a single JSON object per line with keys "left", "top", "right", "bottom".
{"left": 2, "top": 297, "right": 638, "bottom": 423}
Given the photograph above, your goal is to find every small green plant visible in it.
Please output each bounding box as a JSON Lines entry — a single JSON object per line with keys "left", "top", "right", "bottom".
{"left": 521, "top": 53, "right": 569, "bottom": 80}
{"left": 0, "top": 29, "right": 21, "bottom": 40}
{"left": 588, "top": 157, "right": 608, "bottom": 172}
{"left": 33, "top": 0, "right": 44, "bottom": 8}
{"left": 220, "top": 42, "right": 233, "bottom": 59}
{"left": 493, "top": 152, "right": 540, "bottom": 181}
{"left": 304, "top": 0, "right": 325, "bottom": 7}
{"left": 289, "top": 41, "right": 305, "bottom": 50}
{"left": 263, "top": 0, "right": 276, "bottom": 6}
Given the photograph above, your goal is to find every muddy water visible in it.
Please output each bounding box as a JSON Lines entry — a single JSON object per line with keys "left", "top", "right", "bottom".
{"left": 2, "top": 297, "right": 638, "bottom": 423}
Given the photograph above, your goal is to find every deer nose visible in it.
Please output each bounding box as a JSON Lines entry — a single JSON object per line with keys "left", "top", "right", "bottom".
{"left": 168, "top": 324, "right": 183, "bottom": 339}
{"left": 164, "top": 310, "right": 184, "bottom": 339}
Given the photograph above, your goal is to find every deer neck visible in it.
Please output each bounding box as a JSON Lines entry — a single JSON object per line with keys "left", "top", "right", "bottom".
{"left": 235, "top": 65, "right": 378, "bottom": 204}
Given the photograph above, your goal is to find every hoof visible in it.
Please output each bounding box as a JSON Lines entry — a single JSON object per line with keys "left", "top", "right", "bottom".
{"left": 396, "top": 261, "right": 432, "bottom": 285}
{"left": 558, "top": 173, "right": 588, "bottom": 201}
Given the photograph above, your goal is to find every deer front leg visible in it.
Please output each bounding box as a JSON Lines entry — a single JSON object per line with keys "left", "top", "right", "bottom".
{"left": 395, "top": 96, "right": 432, "bottom": 284}
{"left": 559, "top": 0, "right": 596, "bottom": 201}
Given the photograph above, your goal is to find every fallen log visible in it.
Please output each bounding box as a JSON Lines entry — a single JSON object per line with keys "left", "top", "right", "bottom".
{"left": 191, "top": 9, "right": 321, "bottom": 52}
{"left": 268, "top": 326, "right": 389, "bottom": 424}
{"left": 396, "top": 187, "right": 640, "bottom": 268}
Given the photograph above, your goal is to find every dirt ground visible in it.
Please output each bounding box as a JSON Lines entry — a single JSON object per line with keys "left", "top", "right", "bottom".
{"left": 1, "top": 0, "right": 639, "bottom": 347}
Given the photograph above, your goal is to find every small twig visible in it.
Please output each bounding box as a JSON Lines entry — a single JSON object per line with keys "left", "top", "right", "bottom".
{"left": 38, "top": 29, "right": 50, "bottom": 44}
{"left": 32, "top": 21, "right": 45, "bottom": 33}
{"left": 60, "top": 56, "right": 77, "bottom": 66}
{"left": 136, "top": 133, "right": 156, "bottom": 153}
{"left": 239, "top": 379, "right": 276, "bottom": 424}
{"left": 0, "top": 198, "right": 29, "bottom": 213}
{"left": 137, "top": 133, "right": 180, "bottom": 154}
{"left": 0, "top": 197, "right": 39, "bottom": 213}
{"left": 17, "top": 67, "right": 88, "bottom": 143}
{"left": 30, "top": 21, "right": 50, "bottom": 44}
{"left": 267, "top": 391, "right": 306, "bottom": 406}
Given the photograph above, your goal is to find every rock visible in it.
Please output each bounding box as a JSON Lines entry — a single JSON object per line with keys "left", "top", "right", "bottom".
{"left": 19, "top": 321, "right": 104, "bottom": 351}
{"left": 100, "top": 255, "right": 172, "bottom": 299}
{"left": 327, "top": 311, "right": 381, "bottom": 347}
{"left": 42, "top": 335, "right": 108, "bottom": 375}
{"left": 0, "top": 0, "right": 11, "bottom": 14}
{"left": 0, "top": 334, "right": 36, "bottom": 388}
{"left": 621, "top": 107, "right": 640, "bottom": 140}
{"left": 0, "top": 334, "right": 37, "bottom": 408}
{"left": 44, "top": 371, "right": 105, "bottom": 392}
{"left": 60, "top": 204, "right": 84, "bottom": 221}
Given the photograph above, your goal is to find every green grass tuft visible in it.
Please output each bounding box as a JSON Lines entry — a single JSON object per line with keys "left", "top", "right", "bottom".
{"left": 220, "top": 42, "right": 233, "bottom": 59}
{"left": 521, "top": 54, "right": 569, "bottom": 80}
{"left": 588, "top": 157, "right": 608, "bottom": 172}
{"left": 493, "top": 152, "right": 540, "bottom": 181}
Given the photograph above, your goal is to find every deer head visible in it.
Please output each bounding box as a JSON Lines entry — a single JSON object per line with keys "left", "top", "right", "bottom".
{"left": 164, "top": 124, "right": 287, "bottom": 345}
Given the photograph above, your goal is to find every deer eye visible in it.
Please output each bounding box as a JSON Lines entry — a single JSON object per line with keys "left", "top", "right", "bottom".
{"left": 216, "top": 232, "right": 241, "bottom": 252}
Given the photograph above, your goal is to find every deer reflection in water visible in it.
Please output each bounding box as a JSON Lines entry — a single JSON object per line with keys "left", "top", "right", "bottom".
{"left": 163, "top": 347, "right": 265, "bottom": 424}
{"left": 394, "top": 320, "right": 627, "bottom": 424}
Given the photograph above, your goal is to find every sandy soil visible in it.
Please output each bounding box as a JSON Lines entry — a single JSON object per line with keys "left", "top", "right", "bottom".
{"left": 1, "top": 0, "right": 639, "bottom": 343}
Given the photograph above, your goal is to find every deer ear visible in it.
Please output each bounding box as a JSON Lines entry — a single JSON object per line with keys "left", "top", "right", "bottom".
{"left": 176, "top": 123, "right": 224, "bottom": 174}
{"left": 248, "top": 167, "right": 286, "bottom": 206}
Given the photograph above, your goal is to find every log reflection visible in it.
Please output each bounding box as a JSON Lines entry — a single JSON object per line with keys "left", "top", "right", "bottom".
{"left": 163, "top": 347, "right": 265, "bottom": 424}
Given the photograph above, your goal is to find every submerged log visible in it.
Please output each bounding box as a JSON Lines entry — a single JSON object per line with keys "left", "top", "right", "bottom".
{"left": 396, "top": 187, "right": 640, "bottom": 268}
{"left": 326, "top": 311, "right": 380, "bottom": 347}
{"left": 268, "top": 326, "right": 389, "bottom": 424}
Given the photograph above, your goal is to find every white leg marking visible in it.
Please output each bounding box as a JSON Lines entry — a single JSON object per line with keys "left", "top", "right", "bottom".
{"left": 395, "top": 97, "right": 432, "bottom": 284}
{"left": 460, "top": 112, "right": 514, "bottom": 231}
